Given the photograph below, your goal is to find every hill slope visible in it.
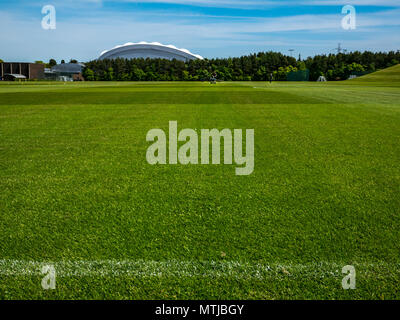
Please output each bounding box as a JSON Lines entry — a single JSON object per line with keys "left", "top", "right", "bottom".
{"left": 350, "top": 64, "right": 400, "bottom": 85}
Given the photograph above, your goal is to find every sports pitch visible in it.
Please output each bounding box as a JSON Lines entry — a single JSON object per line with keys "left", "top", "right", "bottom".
{"left": 0, "top": 65, "right": 399, "bottom": 299}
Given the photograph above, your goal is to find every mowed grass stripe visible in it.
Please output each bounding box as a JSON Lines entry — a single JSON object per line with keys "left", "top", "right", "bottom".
{"left": 0, "top": 89, "right": 327, "bottom": 105}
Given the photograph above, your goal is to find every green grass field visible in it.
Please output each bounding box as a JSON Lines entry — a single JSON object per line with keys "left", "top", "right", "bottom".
{"left": 1, "top": 65, "right": 399, "bottom": 299}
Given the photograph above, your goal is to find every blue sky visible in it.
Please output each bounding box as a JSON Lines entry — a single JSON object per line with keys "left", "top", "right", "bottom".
{"left": 0, "top": 0, "right": 399, "bottom": 62}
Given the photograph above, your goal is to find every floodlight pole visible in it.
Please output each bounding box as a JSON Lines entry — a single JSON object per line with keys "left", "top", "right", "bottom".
{"left": 335, "top": 43, "right": 347, "bottom": 54}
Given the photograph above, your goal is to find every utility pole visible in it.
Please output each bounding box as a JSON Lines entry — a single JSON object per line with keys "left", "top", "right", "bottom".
{"left": 335, "top": 43, "right": 347, "bottom": 54}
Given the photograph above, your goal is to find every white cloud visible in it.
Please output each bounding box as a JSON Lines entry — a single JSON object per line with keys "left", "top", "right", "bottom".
{"left": 0, "top": 6, "right": 399, "bottom": 61}
{"left": 112, "top": 0, "right": 400, "bottom": 8}
{"left": 304, "top": 0, "right": 400, "bottom": 6}
{"left": 21, "top": 0, "right": 400, "bottom": 10}
{"left": 114, "top": 0, "right": 287, "bottom": 8}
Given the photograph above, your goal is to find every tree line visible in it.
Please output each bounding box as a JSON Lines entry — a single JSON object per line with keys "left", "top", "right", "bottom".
{"left": 34, "top": 59, "right": 79, "bottom": 68}
{"left": 82, "top": 50, "right": 400, "bottom": 81}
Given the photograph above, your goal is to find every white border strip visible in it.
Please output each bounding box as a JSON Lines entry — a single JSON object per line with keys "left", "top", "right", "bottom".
{"left": 0, "top": 260, "right": 398, "bottom": 279}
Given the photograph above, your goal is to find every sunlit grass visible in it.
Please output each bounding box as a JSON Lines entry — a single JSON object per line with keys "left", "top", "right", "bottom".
{"left": 0, "top": 67, "right": 399, "bottom": 299}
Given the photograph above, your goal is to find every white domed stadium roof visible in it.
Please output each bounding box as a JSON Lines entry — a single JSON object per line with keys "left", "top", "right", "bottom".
{"left": 98, "top": 42, "right": 203, "bottom": 61}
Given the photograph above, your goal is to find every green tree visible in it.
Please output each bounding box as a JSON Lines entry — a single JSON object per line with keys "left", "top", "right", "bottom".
{"left": 273, "top": 65, "right": 297, "bottom": 81}
{"left": 49, "top": 59, "right": 57, "bottom": 67}
{"left": 182, "top": 70, "right": 190, "bottom": 81}
{"left": 82, "top": 49, "right": 400, "bottom": 82}
{"left": 297, "top": 61, "right": 307, "bottom": 71}
{"left": 120, "top": 73, "right": 131, "bottom": 81}
{"left": 83, "top": 68, "right": 95, "bottom": 81}
{"left": 132, "top": 67, "right": 145, "bottom": 81}
{"left": 255, "top": 66, "right": 267, "bottom": 81}
{"left": 105, "top": 67, "right": 114, "bottom": 81}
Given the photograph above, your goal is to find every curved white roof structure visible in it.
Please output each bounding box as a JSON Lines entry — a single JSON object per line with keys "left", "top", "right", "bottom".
{"left": 98, "top": 42, "right": 203, "bottom": 62}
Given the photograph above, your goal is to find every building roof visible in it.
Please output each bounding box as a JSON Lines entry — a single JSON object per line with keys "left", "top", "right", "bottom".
{"left": 98, "top": 41, "right": 203, "bottom": 61}
{"left": 51, "top": 63, "right": 84, "bottom": 74}
{"left": 4, "top": 73, "right": 27, "bottom": 79}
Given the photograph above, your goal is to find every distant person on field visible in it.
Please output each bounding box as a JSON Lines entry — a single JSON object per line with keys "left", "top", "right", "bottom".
{"left": 269, "top": 73, "right": 273, "bottom": 84}
{"left": 210, "top": 72, "right": 217, "bottom": 84}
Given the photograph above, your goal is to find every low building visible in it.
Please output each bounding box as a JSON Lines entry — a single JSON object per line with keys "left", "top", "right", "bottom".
{"left": 2, "top": 74, "right": 27, "bottom": 81}
{"left": 45, "top": 63, "right": 85, "bottom": 81}
{"left": 0, "top": 62, "right": 44, "bottom": 80}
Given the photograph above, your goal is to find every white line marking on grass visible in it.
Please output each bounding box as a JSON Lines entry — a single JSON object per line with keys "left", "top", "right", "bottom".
{"left": 0, "top": 260, "right": 398, "bottom": 279}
